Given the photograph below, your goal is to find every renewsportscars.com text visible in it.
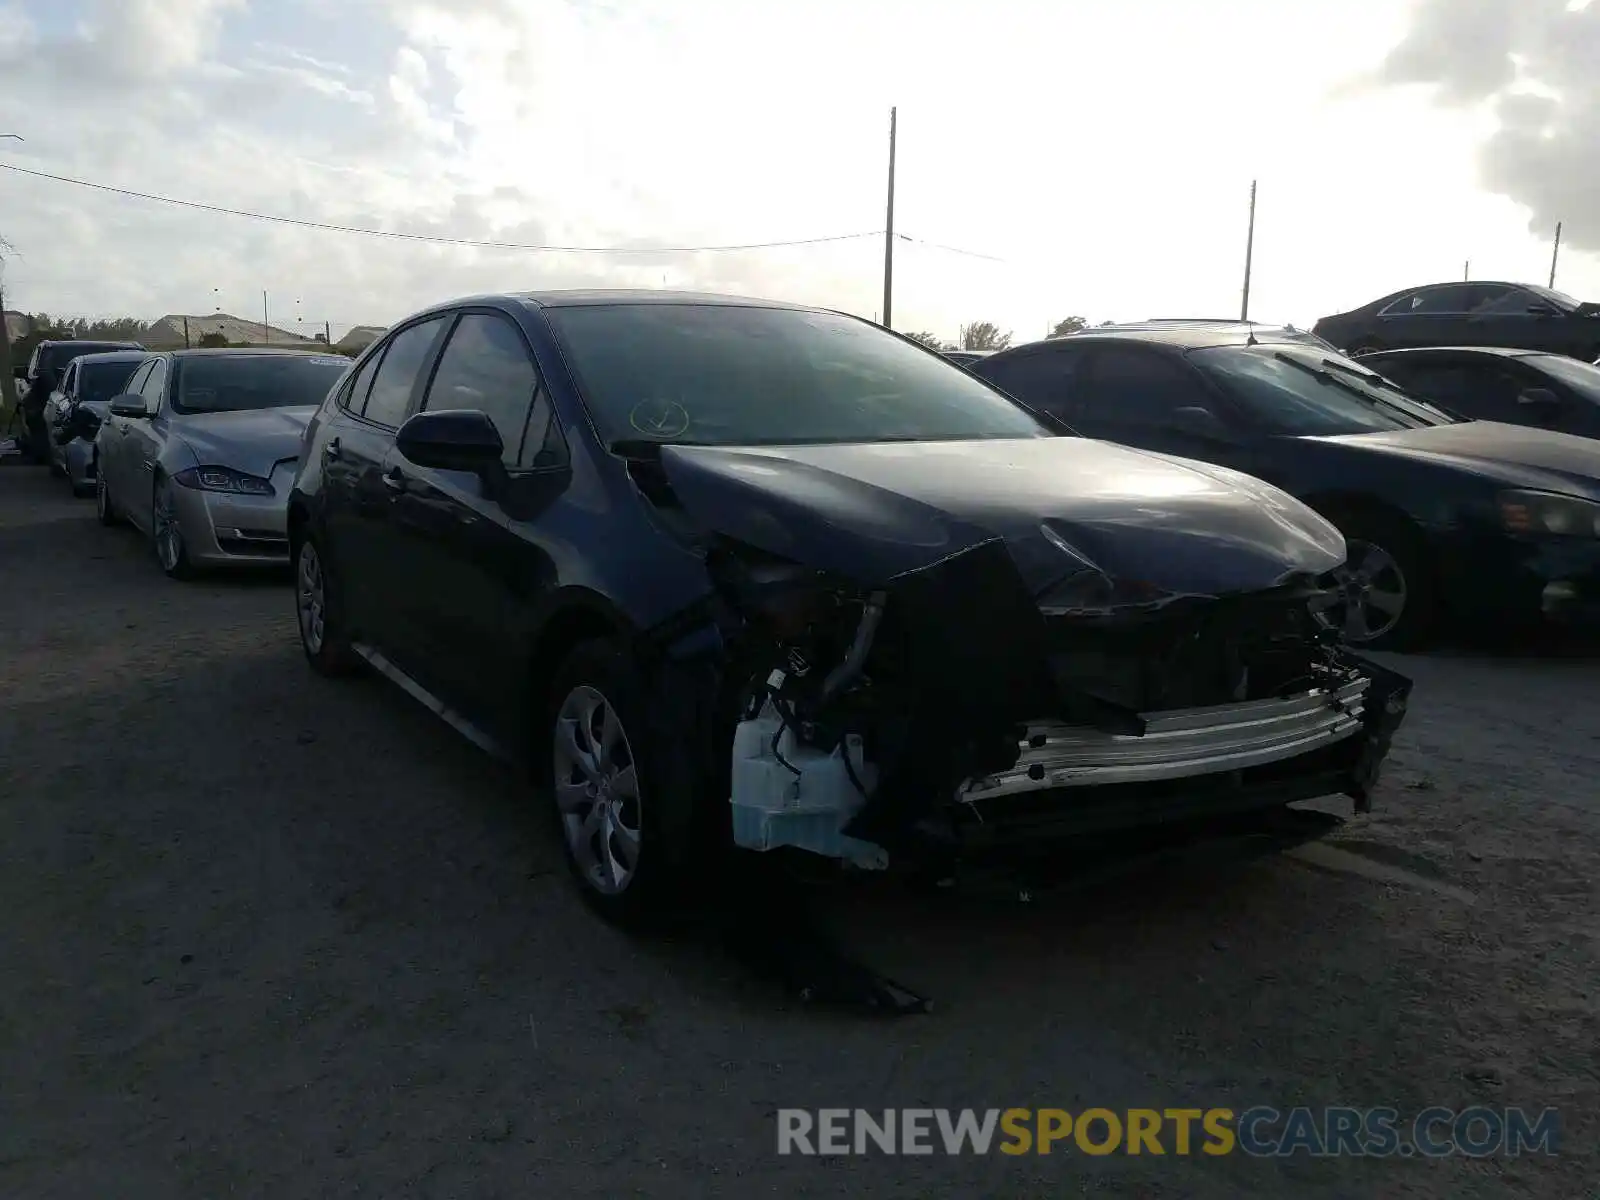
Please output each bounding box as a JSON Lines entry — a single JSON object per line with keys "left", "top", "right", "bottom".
{"left": 776, "top": 1107, "right": 1560, "bottom": 1158}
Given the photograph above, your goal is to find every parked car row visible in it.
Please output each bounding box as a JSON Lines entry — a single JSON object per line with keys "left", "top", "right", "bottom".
{"left": 35, "top": 289, "right": 1425, "bottom": 931}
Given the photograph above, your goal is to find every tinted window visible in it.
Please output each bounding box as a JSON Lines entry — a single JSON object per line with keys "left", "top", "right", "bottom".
{"left": 342, "top": 349, "right": 383, "bottom": 413}
{"left": 79, "top": 360, "right": 142, "bottom": 404}
{"left": 545, "top": 303, "right": 1047, "bottom": 447}
{"left": 59, "top": 363, "right": 77, "bottom": 396}
{"left": 974, "top": 349, "right": 1086, "bottom": 424}
{"left": 173, "top": 354, "right": 350, "bottom": 414}
{"left": 1522, "top": 354, "right": 1600, "bottom": 403}
{"left": 1381, "top": 285, "right": 1472, "bottom": 316}
{"left": 1373, "top": 360, "right": 1519, "bottom": 421}
{"left": 363, "top": 318, "right": 448, "bottom": 427}
{"left": 139, "top": 360, "right": 169, "bottom": 408}
{"left": 422, "top": 313, "right": 542, "bottom": 464}
{"left": 1192, "top": 346, "right": 1445, "bottom": 435}
{"left": 121, "top": 361, "right": 155, "bottom": 398}
{"left": 1463, "top": 284, "right": 1518, "bottom": 314}
{"left": 1081, "top": 347, "right": 1201, "bottom": 425}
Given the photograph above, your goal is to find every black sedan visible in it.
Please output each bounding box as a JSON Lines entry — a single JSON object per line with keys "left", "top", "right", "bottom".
{"left": 1361, "top": 346, "right": 1600, "bottom": 441}
{"left": 287, "top": 291, "right": 1409, "bottom": 926}
{"left": 1313, "top": 280, "right": 1600, "bottom": 360}
{"left": 971, "top": 325, "right": 1600, "bottom": 647}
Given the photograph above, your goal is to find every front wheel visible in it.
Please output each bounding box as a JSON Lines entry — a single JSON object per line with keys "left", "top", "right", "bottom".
{"left": 95, "top": 472, "right": 119, "bottom": 526}
{"left": 1312, "top": 515, "right": 1436, "bottom": 650}
{"left": 151, "top": 477, "right": 195, "bottom": 579}
{"left": 545, "top": 640, "right": 706, "bottom": 927}
{"left": 1348, "top": 341, "right": 1383, "bottom": 358}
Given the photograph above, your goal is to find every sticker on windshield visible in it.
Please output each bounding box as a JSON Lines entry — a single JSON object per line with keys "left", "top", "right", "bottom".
{"left": 628, "top": 398, "right": 691, "bottom": 439}
{"left": 305, "top": 356, "right": 347, "bottom": 366}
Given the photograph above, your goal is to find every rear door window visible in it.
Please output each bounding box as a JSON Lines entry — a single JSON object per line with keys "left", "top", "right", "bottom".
{"left": 362, "top": 317, "right": 449, "bottom": 428}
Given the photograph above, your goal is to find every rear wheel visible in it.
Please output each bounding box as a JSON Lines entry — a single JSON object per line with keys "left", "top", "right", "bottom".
{"left": 295, "top": 533, "right": 360, "bottom": 676}
{"left": 545, "top": 640, "right": 706, "bottom": 927}
{"left": 1312, "top": 513, "right": 1436, "bottom": 650}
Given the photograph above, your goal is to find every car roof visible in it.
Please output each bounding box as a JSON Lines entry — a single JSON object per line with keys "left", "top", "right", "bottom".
{"left": 39, "top": 339, "right": 143, "bottom": 350}
{"left": 1000, "top": 325, "right": 1316, "bottom": 352}
{"left": 1365, "top": 345, "right": 1543, "bottom": 361}
{"left": 70, "top": 350, "right": 148, "bottom": 365}
{"left": 161, "top": 347, "right": 348, "bottom": 359}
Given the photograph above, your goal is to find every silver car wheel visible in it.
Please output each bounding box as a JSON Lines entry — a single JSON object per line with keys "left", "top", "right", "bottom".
{"left": 551, "top": 685, "right": 642, "bottom": 896}
{"left": 1311, "top": 538, "right": 1407, "bottom": 644}
{"left": 153, "top": 481, "right": 184, "bottom": 572}
{"left": 297, "top": 540, "right": 326, "bottom": 654}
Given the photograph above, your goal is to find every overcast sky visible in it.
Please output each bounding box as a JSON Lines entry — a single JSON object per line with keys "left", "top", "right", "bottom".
{"left": 0, "top": 0, "right": 1594, "bottom": 344}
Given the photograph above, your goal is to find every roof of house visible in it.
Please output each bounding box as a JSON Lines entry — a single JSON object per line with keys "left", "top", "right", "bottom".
{"left": 149, "top": 313, "right": 317, "bottom": 344}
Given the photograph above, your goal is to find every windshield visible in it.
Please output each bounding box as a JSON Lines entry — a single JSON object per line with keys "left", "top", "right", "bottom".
{"left": 78, "top": 361, "right": 141, "bottom": 404}
{"left": 1191, "top": 345, "right": 1455, "bottom": 436}
{"left": 1526, "top": 353, "right": 1600, "bottom": 402}
{"left": 544, "top": 303, "right": 1051, "bottom": 447}
{"left": 173, "top": 354, "right": 349, "bottom": 414}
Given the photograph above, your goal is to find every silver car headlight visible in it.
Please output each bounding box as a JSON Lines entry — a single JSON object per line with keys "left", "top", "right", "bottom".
{"left": 173, "top": 466, "right": 275, "bottom": 496}
{"left": 1498, "top": 489, "right": 1600, "bottom": 538}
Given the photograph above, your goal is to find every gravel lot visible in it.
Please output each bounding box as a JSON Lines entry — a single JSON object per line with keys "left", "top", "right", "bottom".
{"left": 1, "top": 462, "right": 1594, "bottom": 1198}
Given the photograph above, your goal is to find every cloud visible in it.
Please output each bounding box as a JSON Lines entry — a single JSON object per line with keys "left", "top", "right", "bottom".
{"left": 1374, "top": 0, "right": 1600, "bottom": 254}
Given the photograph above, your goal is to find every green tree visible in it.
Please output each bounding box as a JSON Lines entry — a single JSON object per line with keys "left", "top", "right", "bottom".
{"left": 959, "top": 321, "right": 1012, "bottom": 352}
{"left": 198, "top": 331, "right": 229, "bottom": 348}
{"left": 1049, "top": 316, "right": 1088, "bottom": 338}
{"left": 903, "top": 330, "right": 947, "bottom": 351}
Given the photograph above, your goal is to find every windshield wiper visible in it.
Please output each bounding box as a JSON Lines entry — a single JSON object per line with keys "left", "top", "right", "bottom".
{"left": 1315, "top": 355, "right": 1459, "bottom": 421}
{"left": 1270, "top": 352, "right": 1431, "bottom": 421}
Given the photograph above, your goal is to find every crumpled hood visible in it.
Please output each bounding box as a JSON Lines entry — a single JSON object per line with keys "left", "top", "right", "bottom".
{"left": 173, "top": 406, "right": 314, "bottom": 478}
{"left": 1315, "top": 420, "right": 1600, "bottom": 500}
{"left": 658, "top": 437, "right": 1346, "bottom": 596}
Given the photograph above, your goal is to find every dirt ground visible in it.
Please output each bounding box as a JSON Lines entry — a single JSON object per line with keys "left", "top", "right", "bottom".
{"left": 0, "top": 463, "right": 1594, "bottom": 1198}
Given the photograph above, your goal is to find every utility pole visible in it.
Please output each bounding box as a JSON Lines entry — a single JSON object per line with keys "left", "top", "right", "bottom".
{"left": 183, "top": 316, "right": 191, "bottom": 348}
{"left": 262, "top": 291, "right": 269, "bottom": 344}
{"left": 0, "top": 276, "right": 16, "bottom": 421}
{"left": 1239, "top": 179, "right": 1257, "bottom": 322}
{"left": 881, "top": 106, "right": 897, "bottom": 330}
{"left": 1463, "top": 259, "right": 1470, "bottom": 281}
{"left": 324, "top": 320, "right": 332, "bottom": 346}
{"left": 1549, "top": 222, "right": 1562, "bottom": 289}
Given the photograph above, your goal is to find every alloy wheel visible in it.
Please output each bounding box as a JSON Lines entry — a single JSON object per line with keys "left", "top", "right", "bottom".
{"left": 153, "top": 482, "right": 184, "bottom": 572}
{"left": 1312, "top": 538, "right": 1408, "bottom": 644}
{"left": 551, "top": 685, "right": 642, "bottom": 895}
{"left": 297, "top": 541, "right": 327, "bottom": 655}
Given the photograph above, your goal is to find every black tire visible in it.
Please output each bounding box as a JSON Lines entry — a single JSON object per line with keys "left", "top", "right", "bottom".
{"left": 95, "top": 472, "right": 119, "bottom": 526}
{"left": 1320, "top": 510, "right": 1437, "bottom": 650}
{"left": 1348, "top": 341, "right": 1383, "bottom": 358}
{"left": 543, "top": 639, "right": 708, "bottom": 928}
{"left": 151, "top": 476, "right": 195, "bottom": 580}
{"left": 293, "top": 531, "right": 360, "bottom": 677}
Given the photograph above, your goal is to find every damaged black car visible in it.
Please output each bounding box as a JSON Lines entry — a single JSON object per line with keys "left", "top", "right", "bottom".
{"left": 287, "top": 292, "right": 1412, "bottom": 927}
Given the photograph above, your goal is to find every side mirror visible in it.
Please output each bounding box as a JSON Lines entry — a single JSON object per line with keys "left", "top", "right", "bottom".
{"left": 396, "top": 409, "right": 504, "bottom": 474}
{"left": 1517, "top": 387, "right": 1563, "bottom": 422}
{"left": 108, "top": 393, "right": 150, "bottom": 418}
{"left": 1171, "top": 405, "right": 1233, "bottom": 440}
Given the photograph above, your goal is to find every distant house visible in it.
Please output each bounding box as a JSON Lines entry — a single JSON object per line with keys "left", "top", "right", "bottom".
{"left": 335, "top": 325, "right": 386, "bottom": 355}
{"left": 146, "top": 313, "right": 320, "bottom": 349}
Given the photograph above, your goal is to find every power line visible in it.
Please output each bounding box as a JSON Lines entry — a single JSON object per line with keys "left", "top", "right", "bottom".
{"left": 0, "top": 163, "right": 880, "bottom": 254}
{"left": 896, "top": 233, "right": 1006, "bottom": 263}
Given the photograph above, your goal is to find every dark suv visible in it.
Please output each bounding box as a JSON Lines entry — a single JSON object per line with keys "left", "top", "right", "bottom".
{"left": 17, "top": 338, "right": 145, "bottom": 462}
{"left": 288, "top": 291, "right": 1409, "bottom": 928}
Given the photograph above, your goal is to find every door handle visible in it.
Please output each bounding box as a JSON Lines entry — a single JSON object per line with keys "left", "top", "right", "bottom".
{"left": 323, "top": 437, "right": 342, "bottom": 460}
{"left": 381, "top": 467, "right": 406, "bottom": 491}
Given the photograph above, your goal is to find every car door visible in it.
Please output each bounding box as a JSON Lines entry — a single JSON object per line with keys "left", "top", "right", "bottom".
{"left": 1373, "top": 284, "right": 1473, "bottom": 349}
{"left": 101, "top": 359, "right": 155, "bottom": 506}
{"left": 382, "top": 309, "right": 568, "bottom": 724}
{"left": 320, "top": 314, "right": 453, "bottom": 655}
{"left": 1067, "top": 344, "right": 1260, "bottom": 473}
{"left": 119, "top": 357, "right": 171, "bottom": 532}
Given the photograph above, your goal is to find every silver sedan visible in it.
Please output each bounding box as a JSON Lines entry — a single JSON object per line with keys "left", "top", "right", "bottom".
{"left": 94, "top": 348, "right": 351, "bottom": 578}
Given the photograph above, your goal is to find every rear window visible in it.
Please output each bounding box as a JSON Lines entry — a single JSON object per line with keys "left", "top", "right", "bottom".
{"left": 78, "top": 361, "right": 141, "bottom": 404}
{"left": 172, "top": 355, "right": 350, "bottom": 414}
{"left": 41, "top": 342, "right": 139, "bottom": 370}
